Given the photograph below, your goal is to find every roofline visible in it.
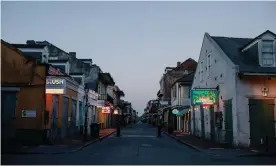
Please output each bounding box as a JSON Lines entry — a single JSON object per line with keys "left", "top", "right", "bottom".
{"left": 240, "top": 72, "right": 276, "bottom": 76}
{"left": 1, "top": 40, "right": 37, "bottom": 62}
{"left": 11, "top": 43, "right": 47, "bottom": 49}
{"left": 171, "top": 72, "right": 195, "bottom": 87}
{"left": 207, "top": 33, "right": 237, "bottom": 66}
{"left": 241, "top": 30, "right": 276, "bottom": 51}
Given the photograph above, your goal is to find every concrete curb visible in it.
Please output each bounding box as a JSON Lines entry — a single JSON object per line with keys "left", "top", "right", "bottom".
{"left": 4, "top": 130, "right": 117, "bottom": 155}
{"left": 72, "top": 130, "right": 116, "bottom": 153}
{"left": 162, "top": 131, "right": 204, "bottom": 153}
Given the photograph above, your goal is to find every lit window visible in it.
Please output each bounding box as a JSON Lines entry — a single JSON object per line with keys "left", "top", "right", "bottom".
{"left": 262, "top": 40, "right": 274, "bottom": 66}
{"left": 52, "top": 65, "right": 66, "bottom": 73}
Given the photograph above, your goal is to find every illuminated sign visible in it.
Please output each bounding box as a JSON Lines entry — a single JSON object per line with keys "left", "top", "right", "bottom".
{"left": 191, "top": 89, "right": 218, "bottom": 106}
{"left": 113, "top": 110, "right": 118, "bottom": 115}
{"left": 172, "top": 109, "right": 179, "bottom": 115}
{"left": 102, "top": 107, "right": 111, "bottom": 114}
{"left": 46, "top": 78, "right": 64, "bottom": 85}
{"left": 97, "top": 100, "right": 105, "bottom": 107}
{"left": 45, "top": 89, "right": 65, "bottom": 94}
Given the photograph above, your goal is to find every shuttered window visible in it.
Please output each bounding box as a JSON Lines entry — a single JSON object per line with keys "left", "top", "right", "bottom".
{"left": 262, "top": 40, "right": 274, "bottom": 66}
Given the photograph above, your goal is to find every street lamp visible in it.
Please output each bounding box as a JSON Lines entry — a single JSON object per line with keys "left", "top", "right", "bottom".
{"left": 84, "top": 86, "right": 89, "bottom": 141}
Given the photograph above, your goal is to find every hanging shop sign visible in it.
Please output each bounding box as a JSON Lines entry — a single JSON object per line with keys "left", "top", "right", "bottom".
{"left": 191, "top": 89, "right": 218, "bottom": 106}
{"left": 102, "top": 106, "right": 111, "bottom": 114}
{"left": 97, "top": 100, "right": 105, "bottom": 107}
{"left": 46, "top": 79, "right": 64, "bottom": 85}
{"left": 159, "top": 101, "right": 169, "bottom": 105}
{"left": 172, "top": 109, "right": 179, "bottom": 115}
{"left": 45, "top": 78, "right": 66, "bottom": 94}
{"left": 113, "top": 110, "right": 119, "bottom": 115}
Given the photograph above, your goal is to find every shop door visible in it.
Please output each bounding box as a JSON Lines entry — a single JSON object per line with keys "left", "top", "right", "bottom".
{"left": 69, "top": 99, "right": 77, "bottom": 136}
{"left": 249, "top": 99, "right": 276, "bottom": 153}
{"left": 61, "top": 97, "right": 69, "bottom": 138}
{"left": 188, "top": 111, "right": 191, "bottom": 133}
{"left": 192, "top": 108, "right": 196, "bottom": 135}
{"left": 78, "top": 101, "right": 83, "bottom": 128}
{"left": 50, "top": 95, "right": 59, "bottom": 140}
{"left": 1, "top": 91, "right": 17, "bottom": 142}
{"left": 200, "top": 106, "right": 205, "bottom": 138}
{"left": 224, "top": 99, "right": 233, "bottom": 146}
{"left": 173, "top": 115, "right": 177, "bottom": 130}
{"left": 210, "top": 106, "right": 216, "bottom": 141}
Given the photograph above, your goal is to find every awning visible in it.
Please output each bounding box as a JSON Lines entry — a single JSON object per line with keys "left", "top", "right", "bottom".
{"left": 176, "top": 108, "right": 189, "bottom": 116}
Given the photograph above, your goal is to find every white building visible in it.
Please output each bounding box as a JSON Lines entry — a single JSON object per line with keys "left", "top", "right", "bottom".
{"left": 191, "top": 30, "right": 276, "bottom": 152}
{"left": 170, "top": 72, "right": 194, "bottom": 132}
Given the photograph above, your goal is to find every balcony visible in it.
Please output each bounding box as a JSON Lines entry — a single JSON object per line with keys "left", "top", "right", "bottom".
{"left": 171, "top": 97, "right": 190, "bottom": 106}
{"left": 179, "top": 98, "right": 190, "bottom": 106}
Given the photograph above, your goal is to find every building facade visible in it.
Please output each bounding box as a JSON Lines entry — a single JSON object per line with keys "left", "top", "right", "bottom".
{"left": 1, "top": 40, "right": 48, "bottom": 146}
{"left": 170, "top": 72, "right": 194, "bottom": 132}
{"left": 191, "top": 30, "right": 276, "bottom": 152}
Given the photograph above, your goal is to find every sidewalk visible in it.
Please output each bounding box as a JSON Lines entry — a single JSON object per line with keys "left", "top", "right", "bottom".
{"left": 4, "top": 129, "right": 116, "bottom": 155}
{"left": 163, "top": 130, "right": 260, "bottom": 157}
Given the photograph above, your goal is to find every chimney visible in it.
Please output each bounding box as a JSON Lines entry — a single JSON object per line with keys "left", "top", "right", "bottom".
{"left": 26, "top": 40, "right": 36, "bottom": 45}
{"left": 69, "top": 52, "right": 76, "bottom": 59}
{"left": 177, "top": 62, "right": 181, "bottom": 67}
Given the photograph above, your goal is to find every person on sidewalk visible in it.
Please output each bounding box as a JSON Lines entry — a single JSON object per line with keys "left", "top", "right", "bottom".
{"left": 157, "top": 115, "right": 162, "bottom": 137}
{"left": 116, "top": 116, "right": 121, "bottom": 137}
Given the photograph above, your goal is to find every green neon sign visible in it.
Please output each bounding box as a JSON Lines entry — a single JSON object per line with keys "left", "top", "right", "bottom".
{"left": 191, "top": 89, "right": 218, "bottom": 105}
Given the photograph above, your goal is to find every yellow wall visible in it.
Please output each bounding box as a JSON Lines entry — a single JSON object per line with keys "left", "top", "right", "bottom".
{"left": 1, "top": 41, "right": 47, "bottom": 130}
{"left": 97, "top": 108, "right": 108, "bottom": 128}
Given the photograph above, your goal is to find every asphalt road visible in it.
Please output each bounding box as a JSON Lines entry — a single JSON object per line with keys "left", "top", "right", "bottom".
{"left": 2, "top": 122, "right": 276, "bottom": 165}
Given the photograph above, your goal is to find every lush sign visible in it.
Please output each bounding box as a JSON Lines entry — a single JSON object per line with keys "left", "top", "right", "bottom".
{"left": 191, "top": 89, "right": 218, "bottom": 105}
{"left": 46, "top": 78, "right": 64, "bottom": 85}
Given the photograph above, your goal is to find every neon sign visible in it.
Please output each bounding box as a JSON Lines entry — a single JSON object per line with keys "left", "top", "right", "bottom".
{"left": 102, "top": 107, "right": 111, "bottom": 114}
{"left": 191, "top": 89, "right": 218, "bottom": 105}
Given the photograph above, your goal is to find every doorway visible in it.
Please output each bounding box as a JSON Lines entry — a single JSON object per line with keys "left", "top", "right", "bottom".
{"left": 249, "top": 99, "right": 276, "bottom": 153}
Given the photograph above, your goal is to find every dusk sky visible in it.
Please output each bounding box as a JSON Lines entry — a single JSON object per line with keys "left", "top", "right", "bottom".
{"left": 2, "top": 1, "right": 276, "bottom": 116}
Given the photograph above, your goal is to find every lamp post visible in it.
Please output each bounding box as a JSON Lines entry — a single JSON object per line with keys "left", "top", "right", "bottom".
{"left": 84, "top": 86, "right": 89, "bottom": 141}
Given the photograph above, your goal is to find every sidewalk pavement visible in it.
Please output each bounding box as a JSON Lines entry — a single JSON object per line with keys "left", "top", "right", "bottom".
{"left": 162, "top": 130, "right": 264, "bottom": 157}
{"left": 4, "top": 128, "right": 116, "bottom": 155}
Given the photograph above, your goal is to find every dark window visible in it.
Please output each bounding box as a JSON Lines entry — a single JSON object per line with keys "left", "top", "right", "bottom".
{"left": 52, "top": 65, "right": 66, "bottom": 73}
{"left": 73, "top": 77, "right": 82, "bottom": 84}
{"left": 23, "top": 52, "right": 42, "bottom": 62}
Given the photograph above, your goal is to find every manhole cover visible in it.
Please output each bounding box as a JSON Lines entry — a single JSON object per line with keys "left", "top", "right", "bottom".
{"left": 141, "top": 144, "right": 152, "bottom": 147}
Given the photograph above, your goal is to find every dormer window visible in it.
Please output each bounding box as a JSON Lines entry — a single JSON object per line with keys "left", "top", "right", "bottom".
{"left": 261, "top": 40, "right": 275, "bottom": 66}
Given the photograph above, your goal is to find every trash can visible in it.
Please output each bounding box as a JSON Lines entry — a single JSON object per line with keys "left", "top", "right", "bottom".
{"left": 90, "top": 123, "right": 100, "bottom": 138}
